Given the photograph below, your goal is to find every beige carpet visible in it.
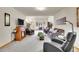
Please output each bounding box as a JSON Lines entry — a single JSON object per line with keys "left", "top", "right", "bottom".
{"left": 0, "top": 30, "right": 51, "bottom": 52}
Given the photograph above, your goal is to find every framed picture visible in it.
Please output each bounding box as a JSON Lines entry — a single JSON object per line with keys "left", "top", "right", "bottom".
{"left": 77, "top": 8, "right": 79, "bottom": 27}
{"left": 4, "top": 13, "right": 10, "bottom": 26}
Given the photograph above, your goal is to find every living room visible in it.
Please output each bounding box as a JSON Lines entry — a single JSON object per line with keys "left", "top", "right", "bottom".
{"left": 0, "top": 7, "right": 79, "bottom": 52}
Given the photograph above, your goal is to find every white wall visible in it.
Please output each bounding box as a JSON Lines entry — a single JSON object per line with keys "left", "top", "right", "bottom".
{"left": 0, "top": 7, "right": 26, "bottom": 47}
{"left": 54, "top": 7, "right": 79, "bottom": 48}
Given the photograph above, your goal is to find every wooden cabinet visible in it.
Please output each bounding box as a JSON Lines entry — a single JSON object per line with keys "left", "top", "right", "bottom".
{"left": 15, "top": 26, "right": 25, "bottom": 41}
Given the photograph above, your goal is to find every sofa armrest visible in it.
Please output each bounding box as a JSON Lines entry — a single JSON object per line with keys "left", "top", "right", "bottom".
{"left": 51, "top": 38, "right": 64, "bottom": 44}
{"left": 43, "top": 42, "right": 63, "bottom": 52}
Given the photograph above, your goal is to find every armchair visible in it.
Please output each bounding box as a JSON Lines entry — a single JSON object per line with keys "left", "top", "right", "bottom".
{"left": 25, "top": 28, "right": 34, "bottom": 35}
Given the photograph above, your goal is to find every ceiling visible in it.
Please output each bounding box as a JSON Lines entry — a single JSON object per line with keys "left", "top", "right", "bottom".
{"left": 14, "top": 7, "right": 64, "bottom": 16}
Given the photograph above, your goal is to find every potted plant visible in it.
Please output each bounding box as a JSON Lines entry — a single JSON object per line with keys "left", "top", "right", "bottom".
{"left": 38, "top": 32, "right": 44, "bottom": 40}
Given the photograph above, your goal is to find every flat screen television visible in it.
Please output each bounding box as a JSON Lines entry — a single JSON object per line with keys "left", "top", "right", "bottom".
{"left": 55, "top": 17, "right": 66, "bottom": 25}
{"left": 18, "top": 18, "right": 24, "bottom": 25}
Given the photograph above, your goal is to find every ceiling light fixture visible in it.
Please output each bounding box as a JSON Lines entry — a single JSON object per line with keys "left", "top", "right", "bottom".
{"left": 35, "top": 7, "right": 46, "bottom": 11}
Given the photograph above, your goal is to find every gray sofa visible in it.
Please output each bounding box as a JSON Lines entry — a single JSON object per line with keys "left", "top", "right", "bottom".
{"left": 43, "top": 32, "right": 76, "bottom": 52}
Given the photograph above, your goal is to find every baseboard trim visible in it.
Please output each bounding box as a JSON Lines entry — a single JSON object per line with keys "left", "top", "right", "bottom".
{"left": 0, "top": 40, "right": 14, "bottom": 48}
